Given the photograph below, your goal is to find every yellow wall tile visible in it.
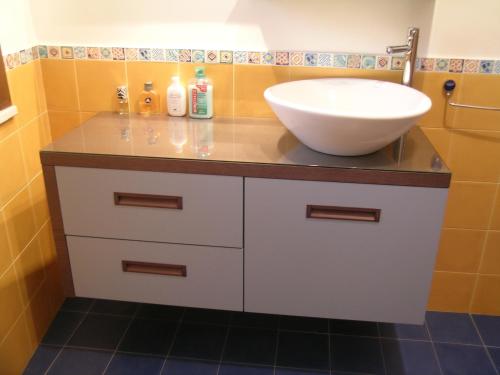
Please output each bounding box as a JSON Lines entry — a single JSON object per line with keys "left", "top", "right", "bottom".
{"left": 0, "top": 133, "right": 28, "bottom": 207}
{"left": 15, "top": 236, "right": 46, "bottom": 307}
{"left": 490, "top": 187, "right": 500, "bottom": 230}
{"left": 0, "top": 211, "right": 12, "bottom": 276}
{"left": 0, "top": 116, "right": 19, "bottom": 144}
{"left": 443, "top": 182, "right": 497, "bottom": 230}
{"left": 471, "top": 275, "right": 500, "bottom": 315}
{"left": 127, "top": 61, "right": 178, "bottom": 114}
{"left": 6, "top": 63, "right": 41, "bottom": 127}
{"left": 289, "top": 67, "right": 401, "bottom": 83}
{"left": 19, "top": 114, "right": 52, "bottom": 181}
{"left": 479, "top": 231, "right": 500, "bottom": 275}
{"left": 48, "top": 111, "right": 81, "bottom": 141}
{"left": 427, "top": 271, "right": 475, "bottom": 312}
{"left": 33, "top": 60, "right": 48, "bottom": 116}
{"left": 24, "top": 279, "right": 56, "bottom": 345}
{"left": 0, "top": 312, "right": 34, "bottom": 375}
{"left": 3, "top": 188, "right": 37, "bottom": 259}
{"left": 434, "top": 229, "right": 485, "bottom": 273}
{"left": 420, "top": 127, "right": 452, "bottom": 162}
{"left": 37, "top": 221, "right": 56, "bottom": 270}
{"left": 180, "top": 63, "right": 234, "bottom": 117}
{"left": 41, "top": 59, "right": 79, "bottom": 112}
{"left": 76, "top": 60, "right": 126, "bottom": 112}
{"left": 452, "top": 74, "right": 500, "bottom": 131}
{"left": 447, "top": 130, "right": 500, "bottom": 183}
{"left": 0, "top": 267, "right": 24, "bottom": 342}
{"left": 235, "top": 65, "right": 290, "bottom": 117}
{"left": 29, "top": 174, "right": 50, "bottom": 231}
{"left": 413, "top": 72, "right": 463, "bottom": 128}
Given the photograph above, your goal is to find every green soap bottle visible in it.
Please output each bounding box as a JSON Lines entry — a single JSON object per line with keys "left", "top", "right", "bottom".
{"left": 188, "top": 67, "right": 213, "bottom": 119}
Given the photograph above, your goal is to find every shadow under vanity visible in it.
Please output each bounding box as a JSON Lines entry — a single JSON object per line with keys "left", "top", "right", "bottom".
{"left": 40, "top": 113, "right": 451, "bottom": 325}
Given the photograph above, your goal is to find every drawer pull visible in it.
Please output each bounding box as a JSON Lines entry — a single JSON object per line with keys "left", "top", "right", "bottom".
{"left": 114, "top": 192, "right": 183, "bottom": 209}
{"left": 122, "top": 260, "right": 187, "bottom": 277}
{"left": 306, "top": 205, "right": 381, "bottom": 222}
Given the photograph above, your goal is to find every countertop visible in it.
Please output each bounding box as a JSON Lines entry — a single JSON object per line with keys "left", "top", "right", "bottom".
{"left": 41, "top": 112, "right": 451, "bottom": 188}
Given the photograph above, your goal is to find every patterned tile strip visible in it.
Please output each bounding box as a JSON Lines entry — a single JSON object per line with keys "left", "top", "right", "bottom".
{"left": 3, "top": 45, "right": 500, "bottom": 75}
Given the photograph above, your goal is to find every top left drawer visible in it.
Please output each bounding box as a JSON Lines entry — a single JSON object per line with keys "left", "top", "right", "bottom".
{"left": 56, "top": 166, "right": 243, "bottom": 248}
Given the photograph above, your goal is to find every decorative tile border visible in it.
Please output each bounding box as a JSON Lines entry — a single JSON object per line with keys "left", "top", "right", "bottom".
{"left": 3, "top": 45, "right": 500, "bottom": 75}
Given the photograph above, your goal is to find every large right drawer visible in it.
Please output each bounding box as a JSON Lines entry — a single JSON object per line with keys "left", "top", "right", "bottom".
{"left": 56, "top": 166, "right": 243, "bottom": 248}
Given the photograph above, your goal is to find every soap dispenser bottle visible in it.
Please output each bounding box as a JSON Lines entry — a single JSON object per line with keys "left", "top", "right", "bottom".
{"left": 167, "top": 76, "right": 187, "bottom": 117}
{"left": 138, "top": 81, "right": 160, "bottom": 115}
{"left": 188, "top": 67, "right": 213, "bottom": 119}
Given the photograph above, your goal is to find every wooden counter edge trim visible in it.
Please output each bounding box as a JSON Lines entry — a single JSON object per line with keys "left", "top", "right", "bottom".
{"left": 40, "top": 151, "right": 451, "bottom": 188}
{"left": 42, "top": 165, "right": 76, "bottom": 297}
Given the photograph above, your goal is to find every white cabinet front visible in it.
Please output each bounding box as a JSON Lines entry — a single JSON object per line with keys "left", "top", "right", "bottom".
{"left": 244, "top": 178, "right": 447, "bottom": 324}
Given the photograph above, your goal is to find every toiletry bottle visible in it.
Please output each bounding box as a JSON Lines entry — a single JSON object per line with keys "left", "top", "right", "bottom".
{"left": 116, "top": 85, "right": 129, "bottom": 115}
{"left": 188, "top": 67, "right": 213, "bottom": 119}
{"left": 138, "top": 81, "right": 159, "bottom": 115}
{"left": 167, "top": 76, "right": 187, "bottom": 117}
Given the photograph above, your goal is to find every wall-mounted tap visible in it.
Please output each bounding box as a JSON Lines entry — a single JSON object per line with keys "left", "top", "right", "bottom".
{"left": 386, "top": 27, "right": 419, "bottom": 87}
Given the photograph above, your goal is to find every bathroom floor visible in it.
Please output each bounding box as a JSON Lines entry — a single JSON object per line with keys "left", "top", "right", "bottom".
{"left": 23, "top": 298, "right": 500, "bottom": 375}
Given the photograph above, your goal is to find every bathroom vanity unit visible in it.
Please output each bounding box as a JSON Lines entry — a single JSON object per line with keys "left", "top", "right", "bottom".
{"left": 40, "top": 113, "right": 450, "bottom": 324}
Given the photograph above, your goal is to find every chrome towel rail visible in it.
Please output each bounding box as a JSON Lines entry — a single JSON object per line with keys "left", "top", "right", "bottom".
{"left": 443, "top": 80, "right": 500, "bottom": 112}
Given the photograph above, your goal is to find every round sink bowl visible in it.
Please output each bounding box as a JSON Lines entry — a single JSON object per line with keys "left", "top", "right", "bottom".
{"left": 264, "top": 78, "right": 432, "bottom": 156}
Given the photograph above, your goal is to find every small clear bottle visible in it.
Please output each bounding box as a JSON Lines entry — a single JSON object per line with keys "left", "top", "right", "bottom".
{"left": 138, "top": 81, "right": 160, "bottom": 115}
{"left": 116, "top": 85, "right": 129, "bottom": 115}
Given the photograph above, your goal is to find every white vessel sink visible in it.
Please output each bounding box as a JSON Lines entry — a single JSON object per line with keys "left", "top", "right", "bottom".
{"left": 264, "top": 78, "right": 432, "bottom": 156}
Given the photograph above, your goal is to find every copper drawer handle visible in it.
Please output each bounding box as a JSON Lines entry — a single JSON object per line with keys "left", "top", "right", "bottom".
{"left": 122, "top": 260, "right": 187, "bottom": 277}
{"left": 306, "top": 205, "right": 381, "bottom": 222}
{"left": 114, "top": 192, "right": 183, "bottom": 209}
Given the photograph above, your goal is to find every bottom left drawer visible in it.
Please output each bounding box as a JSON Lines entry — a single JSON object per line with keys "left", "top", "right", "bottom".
{"left": 67, "top": 236, "right": 243, "bottom": 311}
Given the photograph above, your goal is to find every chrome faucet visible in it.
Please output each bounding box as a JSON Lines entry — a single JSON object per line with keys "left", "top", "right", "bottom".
{"left": 386, "top": 27, "right": 419, "bottom": 87}
{"left": 386, "top": 27, "right": 420, "bottom": 162}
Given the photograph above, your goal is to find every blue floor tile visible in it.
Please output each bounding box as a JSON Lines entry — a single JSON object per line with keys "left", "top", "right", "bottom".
{"left": 426, "top": 312, "right": 481, "bottom": 344}
{"left": 170, "top": 323, "right": 227, "bottom": 360}
{"left": 90, "top": 299, "right": 138, "bottom": 316}
{"left": 105, "top": 353, "right": 164, "bottom": 375}
{"left": 23, "top": 345, "right": 61, "bottom": 375}
{"left": 68, "top": 314, "right": 130, "bottom": 350}
{"left": 279, "top": 315, "right": 329, "bottom": 333}
{"left": 276, "top": 331, "right": 330, "bottom": 370}
{"left": 434, "top": 343, "right": 496, "bottom": 375}
{"left": 378, "top": 322, "right": 429, "bottom": 340}
{"left": 219, "top": 364, "right": 273, "bottom": 375}
{"left": 231, "top": 312, "right": 279, "bottom": 329}
{"left": 487, "top": 347, "right": 500, "bottom": 371}
{"left": 47, "top": 348, "right": 112, "bottom": 375}
{"left": 330, "top": 319, "right": 378, "bottom": 337}
{"left": 137, "top": 303, "right": 184, "bottom": 321}
{"left": 42, "top": 311, "right": 85, "bottom": 345}
{"left": 473, "top": 315, "right": 500, "bottom": 346}
{"left": 61, "top": 297, "right": 94, "bottom": 312}
{"left": 222, "top": 327, "right": 277, "bottom": 365}
{"left": 118, "top": 318, "right": 177, "bottom": 356}
{"left": 161, "top": 358, "right": 218, "bottom": 375}
{"left": 331, "top": 335, "right": 384, "bottom": 375}
{"left": 275, "top": 368, "right": 328, "bottom": 375}
{"left": 183, "top": 308, "right": 232, "bottom": 325}
{"left": 381, "top": 339, "right": 440, "bottom": 375}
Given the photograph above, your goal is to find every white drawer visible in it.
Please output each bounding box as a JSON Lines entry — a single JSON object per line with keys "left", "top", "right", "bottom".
{"left": 67, "top": 236, "right": 243, "bottom": 311}
{"left": 244, "top": 178, "right": 448, "bottom": 324}
{"left": 56, "top": 167, "right": 243, "bottom": 248}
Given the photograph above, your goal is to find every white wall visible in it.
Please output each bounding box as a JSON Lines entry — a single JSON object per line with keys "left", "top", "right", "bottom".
{"left": 428, "top": 0, "right": 500, "bottom": 59}
{"left": 28, "top": 0, "right": 435, "bottom": 55}
{"left": 0, "top": 0, "right": 36, "bottom": 54}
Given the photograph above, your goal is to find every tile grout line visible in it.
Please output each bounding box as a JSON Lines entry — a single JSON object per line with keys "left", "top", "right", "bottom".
{"left": 101, "top": 304, "right": 140, "bottom": 374}
{"left": 215, "top": 319, "right": 231, "bottom": 375}
{"left": 158, "top": 307, "right": 186, "bottom": 375}
{"left": 272, "top": 317, "right": 281, "bottom": 375}
{"left": 470, "top": 315, "right": 500, "bottom": 375}
{"left": 43, "top": 299, "right": 97, "bottom": 375}
{"left": 376, "top": 322, "right": 388, "bottom": 375}
{"left": 425, "top": 318, "right": 445, "bottom": 375}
